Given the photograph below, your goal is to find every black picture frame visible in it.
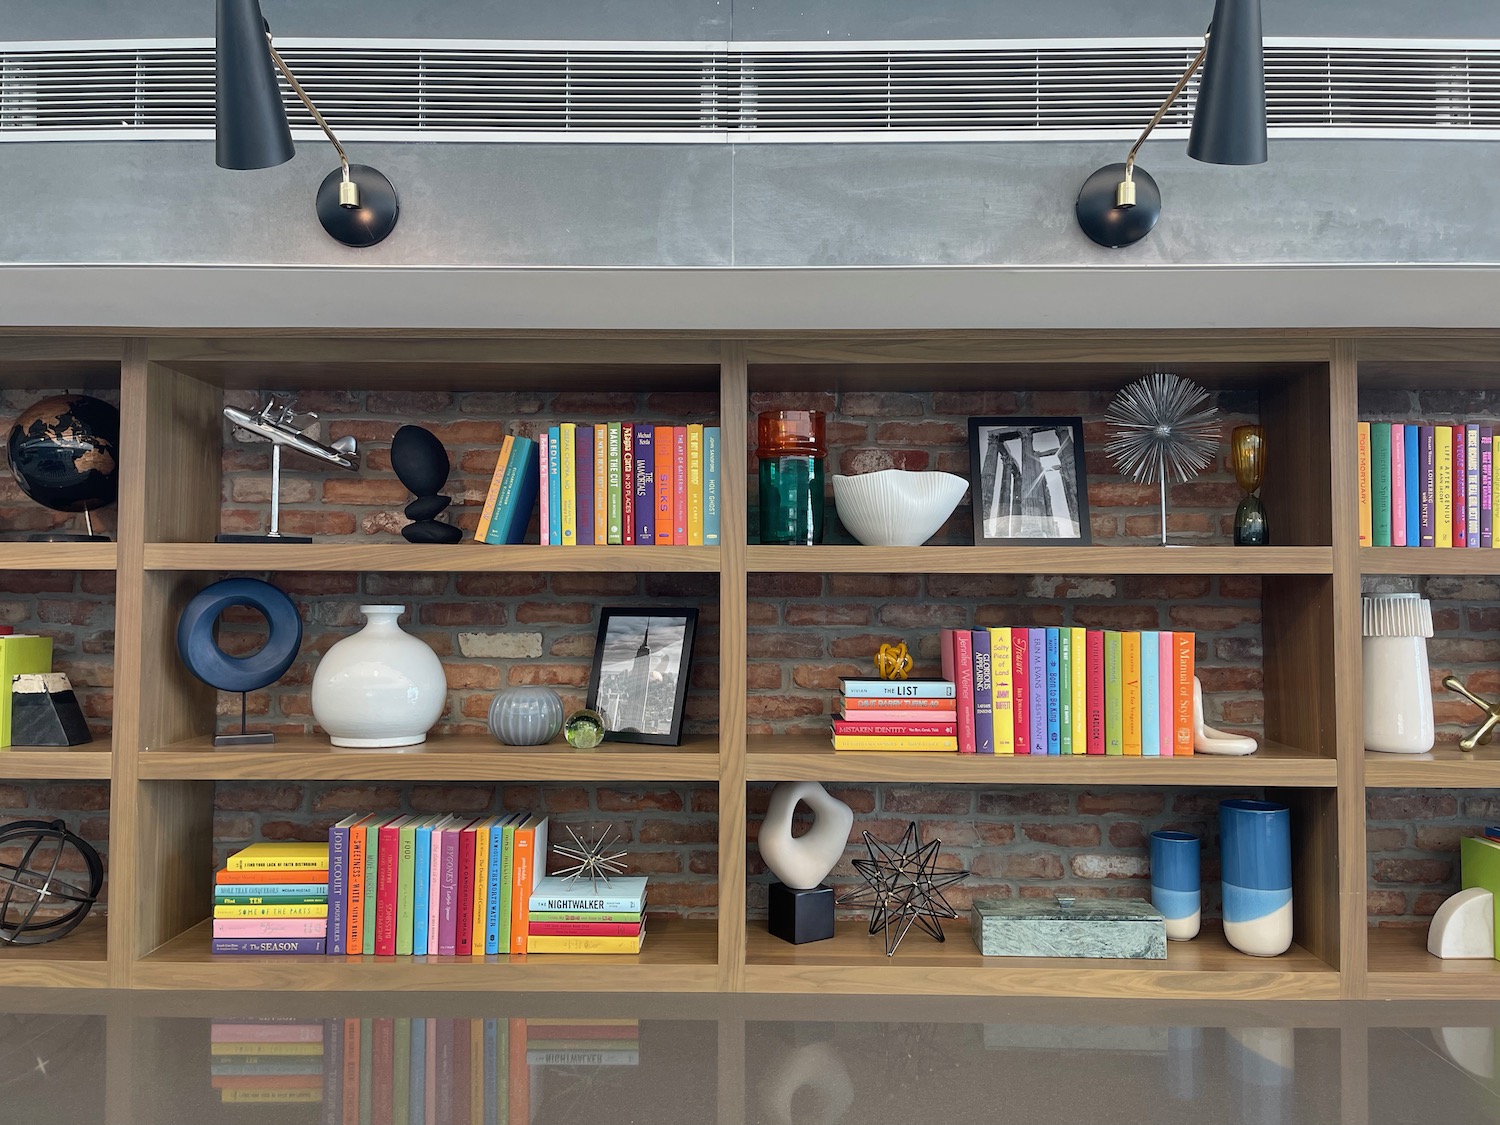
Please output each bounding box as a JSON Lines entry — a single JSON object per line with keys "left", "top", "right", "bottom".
{"left": 968, "top": 417, "right": 1091, "bottom": 546}
{"left": 587, "top": 607, "right": 699, "bottom": 746}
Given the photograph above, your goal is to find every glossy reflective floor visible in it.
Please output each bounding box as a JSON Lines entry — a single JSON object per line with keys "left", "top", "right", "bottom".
{"left": 6, "top": 991, "right": 1500, "bottom": 1124}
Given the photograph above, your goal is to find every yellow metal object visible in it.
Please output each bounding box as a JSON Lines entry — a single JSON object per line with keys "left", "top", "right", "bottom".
{"left": 1444, "top": 675, "right": 1499, "bottom": 752}
{"left": 339, "top": 179, "right": 360, "bottom": 209}
{"left": 874, "top": 642, "right": 913, "bottom": 681}
{"left": 1115, "top": 178, "right": 1137, "bottom": 208}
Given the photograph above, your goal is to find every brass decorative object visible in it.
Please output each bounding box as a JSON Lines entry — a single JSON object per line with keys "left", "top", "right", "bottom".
{"left": 874, "top": 642, "right": 912, "bottom": 680}
{"left": 1443, "top": 675, "right": 1499, "bottom": 752}
{"left": 1231, "top": 424, "right": 1269, "bottom": 545}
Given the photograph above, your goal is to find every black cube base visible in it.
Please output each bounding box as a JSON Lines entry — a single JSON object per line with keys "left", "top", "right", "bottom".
{"left": 768, "top": 882, "right": 835, "bottom": 945}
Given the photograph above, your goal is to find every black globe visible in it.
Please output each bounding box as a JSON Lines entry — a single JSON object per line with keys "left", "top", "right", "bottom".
{"left": 7, "top": 395, "right": 120, "bottom": 514}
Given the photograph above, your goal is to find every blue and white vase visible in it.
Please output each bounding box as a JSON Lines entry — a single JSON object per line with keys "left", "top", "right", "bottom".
{"left": 1220, "top": 799, "right": 1293, "bottom": 957}
{"left": 487, "top": 686, "right": 564, "bottom": 746}
{"left": 1150, "top": 830, "right": 1201, "bottom": 941}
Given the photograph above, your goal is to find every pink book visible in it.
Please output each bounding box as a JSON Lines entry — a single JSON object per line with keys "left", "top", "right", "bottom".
{"left": 939, "top": 627, "right": 956, "bottom": 682}
{"left": 212, "top": 918, "right": 329, "bottom": 938}
{"left": 427, "top": 814, "right": 450, "bottom": 955}
{"left": 1391, "top": 425, "right": 1407, "bottom": 546}
{"left": 437, "top": 820, "right": 464, "bottom": 956}
{"left": 537, "top": 433, "right": 551, "bottom": 545}
{"left": 1158, "top": 631, "right": 1175, "bottom": 756}
{"left": 1455, "top": 430, "right": 1468, "bottom": 548}
{"left": 211, "top": 1023, "right": 325, "bottom": 1043}
{"left": 838, "top": 709, "right": 956, "bottom": 723}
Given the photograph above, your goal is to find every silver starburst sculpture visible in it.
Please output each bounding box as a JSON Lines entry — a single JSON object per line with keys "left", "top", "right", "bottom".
{"left": 836, "top": 823, "right": 969, "bottom": 957}
{"left": 553, "top": 825, "right": 629, "bottom": 890}
{"left": 1104, "top": 372, "right": 1220, "bottom": 547}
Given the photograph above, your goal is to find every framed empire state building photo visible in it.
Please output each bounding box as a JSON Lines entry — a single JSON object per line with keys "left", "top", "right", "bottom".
{"left": 587, "top": 607, "right": 699, "bottom": 745}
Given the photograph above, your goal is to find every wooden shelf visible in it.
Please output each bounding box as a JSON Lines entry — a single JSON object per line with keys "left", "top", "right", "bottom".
{"left": 747, "top": 733, "right": 1335, "bottom": 785}
{"left": 0, "top": 746, "right": 113, "bottom": 780}
{"left": 1361, "top": 547, "right": 1499, "bottom": 575}
{"left": 133, "top": 916, "right": 718, "bottom": 992}
{"left": 1367, "top": 925, "right": 1500, "bottom": 999}
{"left": 0, "top": 913, "right": 109, "bottom": 987}
{"left": 748, "top": 545, "right": 1332, "bottom": 575}
{"left": 1364, "top": 747, "right": 1500, "bottom": 788}
{"left": 742, "top": 920, "right": 1338, "bottom": 999}
{"left": 0, "top": 542, "right": 117, "bottom": 570}
{"left": 144, "top": 543, "right": 721, "bottom": 573}
{"left": 140, "top": 733, "right": 722, "bottom": 781}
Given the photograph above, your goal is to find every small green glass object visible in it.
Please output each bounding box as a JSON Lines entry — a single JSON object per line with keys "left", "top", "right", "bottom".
{"left": 564, "top": 708, "right": 606, "bottom": 749}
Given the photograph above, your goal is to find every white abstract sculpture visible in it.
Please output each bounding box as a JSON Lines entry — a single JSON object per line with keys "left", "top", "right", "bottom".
{"left": 1193, "top": 676, "right": 1258, "bottom": 756}
{"left": 1427, "top": 887, "right": 1496, "bottom": 959}
{"left": 758, "top": 781, "right": 854, "bottom": 890}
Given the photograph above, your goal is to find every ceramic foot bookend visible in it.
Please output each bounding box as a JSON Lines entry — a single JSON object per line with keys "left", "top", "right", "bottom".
{"left": 1193, "top": 676, "right": 1258, "bottom": 755}
{"left": 1427, "top": 887, "right": 1495, "bottom": 958}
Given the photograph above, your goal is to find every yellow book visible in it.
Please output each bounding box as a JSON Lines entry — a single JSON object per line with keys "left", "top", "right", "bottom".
{"left": 686, "top": 423, "right": 705, "bottom": 546}
{"left": 222, "top": 1089, "right": 323, "bottom": 1103}
{"left": 1357, "top": 421, "right": 1372, "bottom": 547}
{"left": 988, "top": 627, "right": 1014, "bottom": 755}
{"left": 473, "top": 434, "right": 515, "bottom": 543}
{"left": 214, "top": 904, "right": 328, "bottom": 918}
{"left": 526, "top": 928, "right": 647, "bottom": 954}
{"left": 211, "top": 1042, "right": 325, "bottom": 1056}
{"left": 472, "top": 818, "right": 492, "bottom": 956}
{"left": 1122, "top": 631, "right": 1142, "bottom": 756}
{"left": 1436, "top": 425, "right": 1454, "bottom": 548}
{"left": 593, "top": 419, "right": 608, "bottom": 545}
{"left": 559, "top": 423, "right": 577, "bottom": 546}
{"left": 830, "top": 734, "right": 958, "bottom": 752}
{"left": 471, "top": 1018, "right": 484, "bottom": 1125}
{"left": 1069, "top": 626, "right": 1088, "bottom": 754}
{"left": 225, "top": 843, "right": 330, "bottom": 871}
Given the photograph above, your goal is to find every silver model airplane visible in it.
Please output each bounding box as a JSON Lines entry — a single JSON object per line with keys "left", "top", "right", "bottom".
{"left": 220, "top": 396, "right": 357, "bottom": 542}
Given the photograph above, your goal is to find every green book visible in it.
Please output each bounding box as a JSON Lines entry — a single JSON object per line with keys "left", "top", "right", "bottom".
{"left": 393, "top": 1017, "right": 410, "bottom": 1125}
{"left": 528, "top": 910, "right": 643, "bottom": 924}
{"left": 1104, "top": 631, "right": 1124, "bottom": 756}
{"left": 1372, "top": 421, "right": 1392, "bottom": 546}
{"left": 1461, "top": 835, "right": 1500, "bottom": 960}
{"left": 1057, "top": 627, "right": 1074, "bottom": 756}
{"left": 361, "top": 817, "right": 383, "bottom": 956}
{"left": 395, "top": 816, "right": 422, "bottom": 957}
{"left": 498, "top": 813, "right": 520, "bottom": 953}
{"left": 358, "top": 1017, "right": 373, "bottom": 1125}
{"left": 606, "top": 421, "right": 624, "bottom": 545}
{"left": 0, "top": 635, "right": 53, "bottom": 747}
{"left": 213, "top": 893, "right": 327, "bottom": 906}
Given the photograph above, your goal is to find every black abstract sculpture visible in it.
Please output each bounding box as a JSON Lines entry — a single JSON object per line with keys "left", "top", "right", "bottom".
{"left": 836, "top": 822, "right": 969, "bottom": 957}
{"left": 392, "top": 425, "right": 462, "bottom": 544}
{"left": 0, "top": 820, "right": 103, "bottom": 945}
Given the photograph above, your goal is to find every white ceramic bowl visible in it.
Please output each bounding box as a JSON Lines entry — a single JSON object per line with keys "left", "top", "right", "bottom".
{"left": 831, "top": 469, "right": 969, "bottom": 546}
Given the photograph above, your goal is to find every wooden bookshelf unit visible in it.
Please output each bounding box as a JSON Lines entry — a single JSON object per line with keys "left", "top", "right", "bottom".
{"left": 2, "top": 329, "right": 1497, "bottom": 997}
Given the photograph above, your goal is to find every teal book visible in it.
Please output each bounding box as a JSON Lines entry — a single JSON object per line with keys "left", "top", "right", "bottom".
{"left": 1104, "top": 631, "right": 1124, "bottom": 756}
{"left": 704, "top": 426, "right": 721, "bottom": 547}
{"left": 1044, "top": 627, "right": 1061, "bottom": 755}
{"left": 1140, "top": 630, "right": 1161, "bottom": 757}
{"left": 1372, "top": 422, "right": 1392, "bottom": 546}
{"left": 484, "top": 434, "right": 539, "bottom": 545}
{"left": 1057, "top": 627, "right": 1073, "bottom": 756}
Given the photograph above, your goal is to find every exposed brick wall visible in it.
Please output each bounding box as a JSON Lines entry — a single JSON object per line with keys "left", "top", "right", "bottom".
{"left": 0, "top": 781, "right": 110, "bottom": 912}
{"left": 1366, "top": 789, "right": 1498, "bottom": 926}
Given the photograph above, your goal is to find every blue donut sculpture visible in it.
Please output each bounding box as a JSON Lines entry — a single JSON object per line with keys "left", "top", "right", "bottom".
{"left": 176, "top": 577, "right": 302, "bottom": 693}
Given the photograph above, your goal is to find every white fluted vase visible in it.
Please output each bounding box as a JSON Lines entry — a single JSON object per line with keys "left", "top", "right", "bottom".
{"left": 311, "top": 604, "right": 446, "bottom": 749}
{"left": 1362, "top": 592, "right": 1434, "bottom": 755}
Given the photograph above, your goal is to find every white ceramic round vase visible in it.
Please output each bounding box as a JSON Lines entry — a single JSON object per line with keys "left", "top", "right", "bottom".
{"left": 1362, "top": 593, "right": 1435, "bottom": 754}
{"left": 311, "top": 604, "right": 446, "bottom": 748}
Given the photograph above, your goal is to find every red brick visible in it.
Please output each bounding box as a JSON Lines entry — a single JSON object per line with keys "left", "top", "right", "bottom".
{"left": 931, "top": 391, "right": 1021, "bottom": 414}
{"left": 882, "top": 787, "right": 973, "bottom": 815}
{"left": 310, "top": 785, "right": 403, "bottom": 813}
{"left": 978, "top": 791, "right": 1070, "bottom": 816}
{"left": 838, "top": 448, "right": 930, "bottom": 475}
{"left": 260, "top": 820, "right": 335, "bottom": 842}
{"left": 457, "top": 391, "right": 545, "bottom": 416}
{"left": 927, "top": 575, "right": 1022, "bottom": 598}
{"left": 1197, "top": 667, "right": 1264, "bottom": 693}
{"left": 421, "top": 602, "right": 508, "bottom": 627}
{"left": 1414, "top": 892, "right": 1453, "bottom": 917}
{"left": 688, "top": 850, "right": 719, "bottom": 875}
{"left": 977, "top": 603, "right": 1067, "bottom": 628}
{"left": 367, "top": 390, "right": 456, "bottom": 414}
{"left": 1168, "top": 604, "right": 1262, "bottom": 630}
{"left": 507, "top": 663, "right": 590, "bottom": 687}
{"left": 785, "top": 604, "right": 871, "bottom": 627}
{"left": 406, "top": 784, "right": 494, "bottom": 813}
{"left": 322, "top": 478, "right": 412, "bottom": 505}
{"left": 1090, "top": 481, "right": 1160, "bottom": 507}
{"left": 972, "top": 852, "right": 1065, "bottom": 880}
{"left": 515, "top": 602, "right": 592, "bottom": 625}
{"left": 642, "top": 574, "right": 718, "bottom": 599}
{"left": 548, "top": 573, "right": 642, "bottom": 597}
{"left": 746, "top": 695, "right": 826, "bottom": 720}
{"left": 1072, "top": 605, "right": 1163, "bottom": 631}
{"left": 747, "top": 663, "right": 784, "bottom": 690}
{"left": 1022, "top": 823, "right": 1100, "bottom": 847}
{"left": 1368, "top": 794, "right": 1458, "bottom": 819}
{"left": 212, "top": 813, "right": 256, "bottom": 841}
{"left": 691, "top": 788, "right": 719, "bottom": 813}
{"left": 1366, "top": 827, "right": 1410, "bottom": 851}
{"left": 1125, "top": 512, "right": 1214, "bottom": 537}
{"left": 1374, "top": 858, "right": 1453, "bottom": 885}
{"left": 1218, "top": 576, "right": 1264, "bottom": 600}
{"left": 879, "top": 603, "right": 969, "bottom": 628}
{"left": 549, "top": 392, "right": 641, "bottom": 416}
{"left": 1078, "top": 791, "right": 1165, "bottom": 816}
{"left": 1413, "top": 826, "right": 1468, "bottom": 852}
{"left": 362, "top": 573, "right": 450, "bottom": 597}
{"left": 750, "top": 632, "right": 824, "bottom": 659}
{"left": 444, "top": 663, "right": 502, "bottom": 691}
{"left": 32, "top": 783, "right": 109, "bottom": 811}
{"left": 749, "top": 391, "right": 838, "bottom": 413}
{"left": 1070, "top": 854, "right": 1150, "bottom": 879}
{"left": 1120, "top": 576, "right": 1212, "bottom": 600}
{"left": 618, "top": 851, "right": 684, "bottom": 874}
{"left": 874, "top": 420, "right": 966, "bottom": 445}
{"left": 597, "top": 788, "right": 684, "bottom": 813}
{"left": 843, "top": 392, "right": 924, "bottom": 417}
{"left": 827, "top": 785, "right": 876, "bottom": 814}
{"left": 0, "top": 572, "right": 73, "bottom": 593}
{"left": 640, "top": 818, "right": 718, "bottom": 844}
{"left": 829, "top": 575, "right": 922, "bottom": 599}
{"left": 454, "top": 573, "right": 548, "bottom": 597}
{"left": 792, "top": 663, "right": 864, "bottom": 691}
{"left": 0, "top": 784, "right": 26, "bottom": 809}
{"left": 1365, "top": 890, "right": 1409, "bottom": 916}
{"left": 1108, "top": 822, "right": 1147, "bottom": 849}
{"left": 1168, "top": 481, "right": 1243, "bottom": 507}
{"left": 215, "top": 784, "right": 302, "bottom": 812}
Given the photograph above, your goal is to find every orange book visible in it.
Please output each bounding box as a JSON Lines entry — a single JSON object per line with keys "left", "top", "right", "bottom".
{"left": 508, "top": 815, "right": 548, "bottom": 954}
{"left": 473, "top": 434, "right": 515, "bottom": 543}
{"left": 509, "top": 1018, "right": 529, "bottom": 1125}
{"left": 593, "top": 422, "right": 608, "bottom": 546}
{"left": 216, "top": 868, "right": 329, "bottom": 884}
{"left": 654, "top": 425, "right": 673, "bottom": 545}
{"left": 1121, "top": 631, "right": 1142, "bottom": 756}
{"left": 346, "top": 814, "right": 376, "bottom": 953}
{"left": 211, "top": 1074, "right": 323, "bottom": 1090}
{"left": 672, "top": 425, "right": 688, "bottom": 545}
{"left": 1174, "top": 632, "right": 1195, "bottom": 755}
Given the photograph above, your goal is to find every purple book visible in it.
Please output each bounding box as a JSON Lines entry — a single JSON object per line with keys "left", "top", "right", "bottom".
{"left": 438, "top": 822, "right": 462, "bottom": 956}
{"left": 211, "top": 938, "right": 326, "bottom": 955}
{"left": 1028, "top": 627, "right": 1047, "bottom": 755}
{"left": 575, "top": 426, "right": 595, "bottom": 546}
{"left": 1484, "top": 427, "right": 1494, "bottom": 548}
{"left": 633, "top": 425, "right": 655, "bottom": 545}
{"left": 326, "top": 815, "right": 356, "bottom": 956}
{"left": 971, "top": 629, "right": 994, "bottom": 754}
{"left": 1420, "top": 425, "right": 1436, "bottom": 547}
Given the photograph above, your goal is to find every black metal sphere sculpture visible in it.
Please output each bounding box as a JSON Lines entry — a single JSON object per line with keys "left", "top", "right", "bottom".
{"left": 0, "top": 819, "right": 104, "bottom": 945}
{"left": 391, "top": 425, "right": 462, "bottom": 544}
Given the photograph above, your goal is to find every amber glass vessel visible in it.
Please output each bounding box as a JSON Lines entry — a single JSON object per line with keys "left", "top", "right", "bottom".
{"left": 1231, "top": 424, "right": 1268, "bottom": 545}
{"left": 757, "top": 410, "right": 826, "bottom": 545}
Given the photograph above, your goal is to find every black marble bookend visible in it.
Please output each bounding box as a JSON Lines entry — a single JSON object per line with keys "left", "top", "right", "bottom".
{"left": 10, "top": 673, "right": 93, "bottom": 747}
{"left": 768, "top": 882, "right": 835, "bottom": 945}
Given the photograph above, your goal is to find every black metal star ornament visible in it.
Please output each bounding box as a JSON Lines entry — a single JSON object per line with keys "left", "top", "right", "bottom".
{"left": 836, "top": 822, "right": 969, "bottom": 956}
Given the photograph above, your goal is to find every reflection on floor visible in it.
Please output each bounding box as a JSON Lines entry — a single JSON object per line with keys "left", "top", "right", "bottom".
{"left": 6, "top": 992, "right": 1500, "bottom": 1124}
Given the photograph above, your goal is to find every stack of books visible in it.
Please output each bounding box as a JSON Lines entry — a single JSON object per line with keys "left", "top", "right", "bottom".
{"left": 210, "top": 1020, "right": 325, "bottom": 1105}
{"left": 831, "top": 678, "right": 959, "bottom": 752}
{"left": 212, "top": 842, "right": 330, "bottom": 954}
{"left": 476, "top": 421, "right": 721, "bottom": 548}
{"left": 1357, "top": 420, "right": 1499, "bottom": 548}
{"left": 525, "top": 1018, "right": 641, "bottom": 1067}
{"left": 526, "top": 875, "right": 649, "bottom": 953}
{"left": 326, "top": 813, "right": 549, "bottom": 957}
{"left": 942, "top": 626, "right": 1199, "bottom": 755}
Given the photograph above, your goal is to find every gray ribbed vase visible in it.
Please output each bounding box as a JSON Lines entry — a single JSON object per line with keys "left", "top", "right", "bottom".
{"left": 487, "top": 686, "right": 564, "bottom": 746}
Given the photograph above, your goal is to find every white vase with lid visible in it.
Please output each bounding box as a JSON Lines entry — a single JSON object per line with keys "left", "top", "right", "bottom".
{"left": 1362, "top": 592, "right": 1435, "bottom": 754}
{"left": 311, "top": 604, "right": 446, "bottom": 748}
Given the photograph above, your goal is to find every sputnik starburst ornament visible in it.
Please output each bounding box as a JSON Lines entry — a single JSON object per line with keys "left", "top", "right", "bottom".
{"left": 836, "top": 822, "right": 969, "bottom": 956}
{"left": 552, "top": 824, "right": 629, "bottom": 890}
{"left": 1104, "top": 372, "right": 1220, "bottom": 547}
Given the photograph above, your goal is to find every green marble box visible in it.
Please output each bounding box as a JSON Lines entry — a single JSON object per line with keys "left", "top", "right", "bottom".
{"left": 971, "top": 897, "right": 1167, "bottom": 959}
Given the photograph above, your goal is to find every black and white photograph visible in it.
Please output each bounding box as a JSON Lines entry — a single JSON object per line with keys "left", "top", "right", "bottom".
{"left": 587, "top": 608, "right": 698, "bottom": 745}
{"left": 968, "top": 417, "right": 1091, "bottom": 545}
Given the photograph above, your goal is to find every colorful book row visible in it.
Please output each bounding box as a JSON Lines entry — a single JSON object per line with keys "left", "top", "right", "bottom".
{"left": 940, "top": 627, "right": 1197, "bottom": 755}
{"left": 1357, "top": 421, "right": 1500, "bottom": 547}
{"left": 476, "top": 422, "right": 721, "bottom": 547}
